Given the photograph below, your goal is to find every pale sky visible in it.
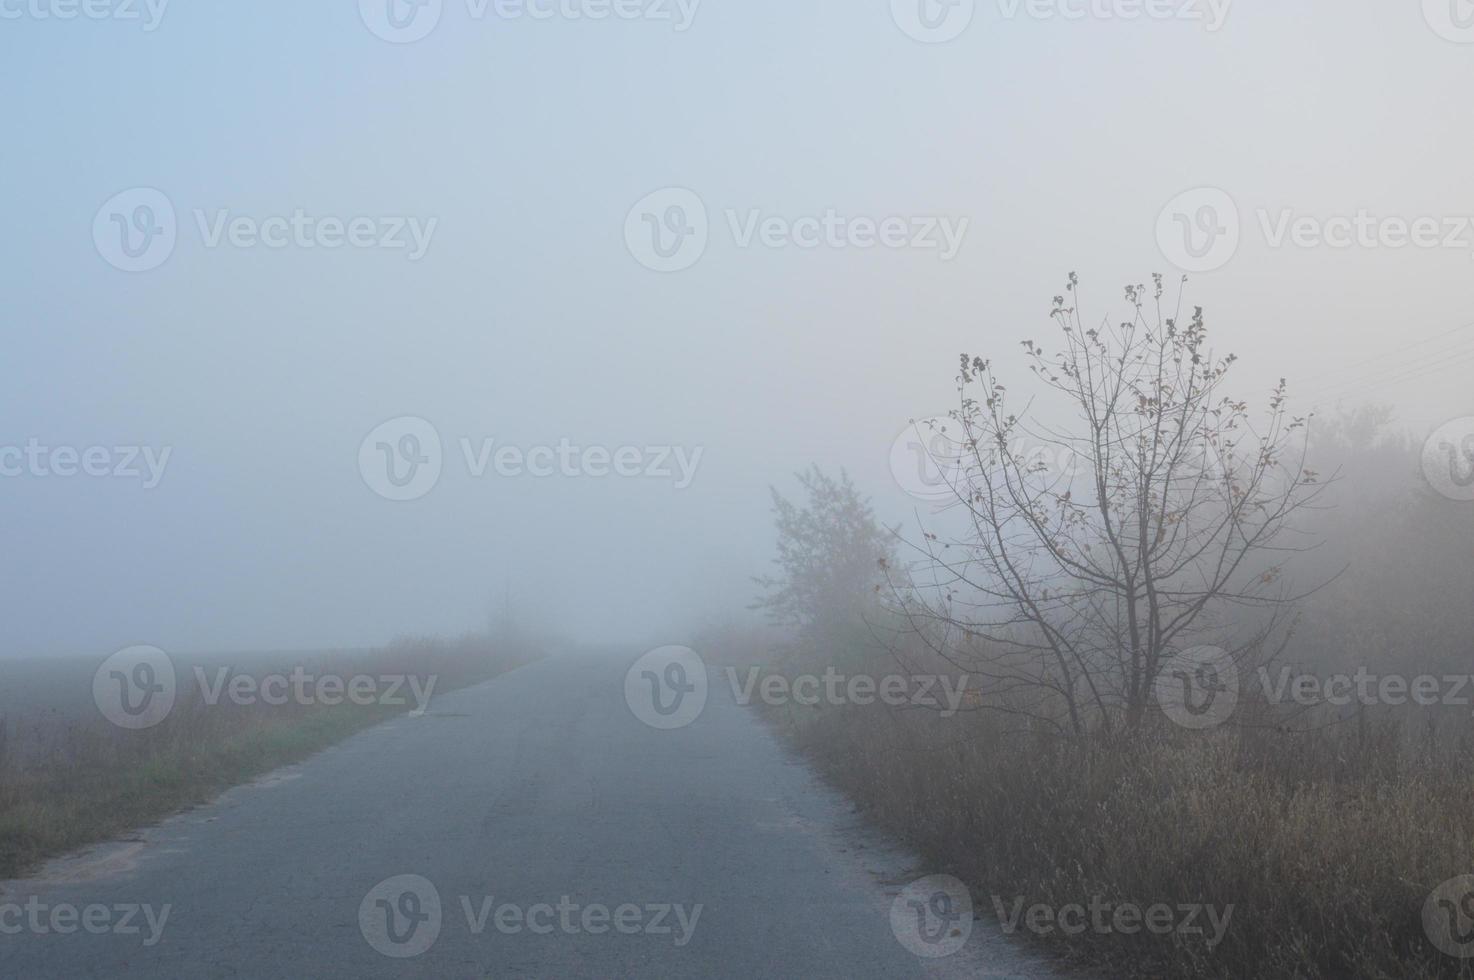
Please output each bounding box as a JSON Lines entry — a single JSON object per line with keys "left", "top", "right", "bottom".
{"left": 2, "top": 0, "right": 1472, "bottom": 655}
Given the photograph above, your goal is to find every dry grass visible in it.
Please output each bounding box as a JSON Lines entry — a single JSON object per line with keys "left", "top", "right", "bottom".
{"left": 0, "top": 633, "right": 540, "bottom": 879}
{"left": 703, "top": 627, "right": 1474, "bottom": 979}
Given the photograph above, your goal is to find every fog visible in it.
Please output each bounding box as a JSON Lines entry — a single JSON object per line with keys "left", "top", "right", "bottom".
{"left": 3, "top": 0, "right": 1472, "bottom": 657}
{"left": 11, "top": 7, "right": 1474, "bottom": 979}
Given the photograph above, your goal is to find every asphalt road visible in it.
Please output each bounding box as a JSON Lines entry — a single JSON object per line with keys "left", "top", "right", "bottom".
{"left": 1, "top": 651, "right": 1065, "bottom": 978}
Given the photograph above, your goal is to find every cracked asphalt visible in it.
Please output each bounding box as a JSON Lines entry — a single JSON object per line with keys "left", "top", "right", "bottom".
{"left": 1, "top": 651, "right": 1064, "bottom": 978}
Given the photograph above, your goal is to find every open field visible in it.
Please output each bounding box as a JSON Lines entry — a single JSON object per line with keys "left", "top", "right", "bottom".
{"left": 0, "top": 636, "right": 542, "bottom": 879}
{"left": 0, "top": 649, "right": 372, "bottom": 744}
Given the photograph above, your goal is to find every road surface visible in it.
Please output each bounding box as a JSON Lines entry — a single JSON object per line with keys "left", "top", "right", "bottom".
{"left": 2, "top": 651, "right": 1065, "bottom": 978}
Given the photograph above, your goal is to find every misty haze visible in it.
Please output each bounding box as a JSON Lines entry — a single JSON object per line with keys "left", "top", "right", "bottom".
{"left": 3, "top": 2, "right": 1474, "bottom": 978}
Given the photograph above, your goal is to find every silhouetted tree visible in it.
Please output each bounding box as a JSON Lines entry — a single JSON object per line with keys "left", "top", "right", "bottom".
{"left": 890, "top": 274, "right": 1329, "bottom": 737}
{"left": 753, "top": 467, "right": 895, "bottom": 668}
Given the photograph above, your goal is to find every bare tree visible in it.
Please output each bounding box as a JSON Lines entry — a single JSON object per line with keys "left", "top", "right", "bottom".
{"left": 888, "top": 274, "right": 1330, "bottom": 738}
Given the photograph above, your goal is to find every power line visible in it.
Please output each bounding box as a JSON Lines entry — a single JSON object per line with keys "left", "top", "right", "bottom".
{"left": 1296, "top": 319, "right": 1474, "bottom": 387}
{"left": 1294, "top": 318, "right": 1474, "bottom": 405}
{"left": 1306, "top": 347, "right": 1474, "bottom": 405}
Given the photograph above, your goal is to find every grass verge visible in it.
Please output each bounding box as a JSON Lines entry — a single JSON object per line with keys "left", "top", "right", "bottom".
{"left": 702, "top": 629, "right": 1474, "bottom": 979}
{"left": 0, "top": 633, "right": 540, "bottom": 879}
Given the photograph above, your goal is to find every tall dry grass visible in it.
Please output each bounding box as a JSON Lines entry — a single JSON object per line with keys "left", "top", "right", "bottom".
{"left": 700, "top": 621, "right": 1474, "bottom": 979}
{"left": 720, "top": 410, "right": 1474, "bottom": 977}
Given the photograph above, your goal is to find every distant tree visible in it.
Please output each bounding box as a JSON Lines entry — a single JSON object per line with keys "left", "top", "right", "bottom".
{"left": 889, "top": 274, "right": 1330, "bottom": 738}
{"left": 1297, "top": 406, "right": 1474, "bottom": 682}
{"left": 753, "top": 467, "right": 895, "bottom": 667}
